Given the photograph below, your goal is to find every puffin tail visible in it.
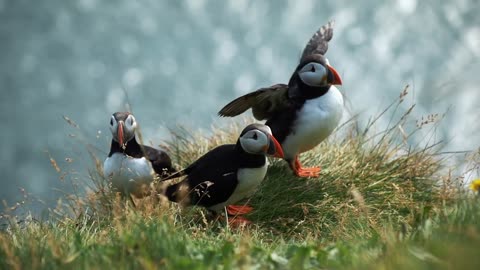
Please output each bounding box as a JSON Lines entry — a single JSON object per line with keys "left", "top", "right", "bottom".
{"left": 164, "top": 182, "right": 191, "bottom": 206}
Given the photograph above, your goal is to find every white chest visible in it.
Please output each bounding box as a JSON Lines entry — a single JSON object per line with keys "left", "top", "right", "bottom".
{"left": 282, "top": 87, "right": 344, "bottom": 159}
{"left": 103, "top": 153, "right": 155, "bottom": 195}
{"left": 209, "top": 161, "right": 268, "bottom": 212}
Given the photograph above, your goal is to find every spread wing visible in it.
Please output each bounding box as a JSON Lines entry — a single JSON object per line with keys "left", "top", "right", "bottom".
{"left": 300, "top": 21, "right": 335, "bottom": 61}
{"left": 218, "top": 84, "right": 290, "bottom": 120}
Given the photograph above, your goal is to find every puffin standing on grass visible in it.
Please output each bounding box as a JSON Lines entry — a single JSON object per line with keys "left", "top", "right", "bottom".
{"left": 161, "top": 123, "right": 284, "bottom": 224}
{"left": 218, "top": 21, "right": 343, "bottom": 178}
{"left": 103, "top": 112, "right": 176, "bottom": 197}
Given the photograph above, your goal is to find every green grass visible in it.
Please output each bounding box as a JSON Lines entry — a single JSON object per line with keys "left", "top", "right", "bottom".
{"left": 1, "top": 88, "right": 479, "bottom": 269}
{"left": 2, "top": 201, "right": 480, "bottom": 269}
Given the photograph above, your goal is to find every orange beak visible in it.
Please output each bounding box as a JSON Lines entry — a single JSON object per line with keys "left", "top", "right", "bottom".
{"left": 327, "top": 65, "right": 342, "bottom": 85}
{"left": 266, "top": 134, "right": 284, "bottom": 158}
{"left": 117, "top": 121, "right": 124, "bottom": 148}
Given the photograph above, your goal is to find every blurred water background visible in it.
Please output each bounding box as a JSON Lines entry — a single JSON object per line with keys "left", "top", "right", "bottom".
{"left": 1, "top": 0, "right": 479, "bottom": 212}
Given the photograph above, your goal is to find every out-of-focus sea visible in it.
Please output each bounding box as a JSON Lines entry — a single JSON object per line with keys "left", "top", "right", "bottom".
{"left": 1, "top": 0, "right": 479, "bottom": 211}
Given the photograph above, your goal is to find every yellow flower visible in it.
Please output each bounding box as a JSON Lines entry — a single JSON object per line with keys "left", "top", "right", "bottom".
{"left": 470, "top": 179, "right": 480, "bottom": 192}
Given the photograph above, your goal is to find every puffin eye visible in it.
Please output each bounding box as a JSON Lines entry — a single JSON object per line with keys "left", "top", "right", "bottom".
{"left": 310, "top": 65, "right": 315, "bottom": 72}
{"left": 252, "top": 132, "right": 258, "bottom": 140}
{"left": 110, "top": 118, "right": 114, "bottom": 126}
{"left": 129, "top": 117, "right": 134, "bottom": 125}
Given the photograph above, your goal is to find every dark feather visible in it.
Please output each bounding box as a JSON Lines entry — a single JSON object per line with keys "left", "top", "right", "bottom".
{"left": 160, "top": 145, "right": 236, "bottom": 182}
{"left": 300, "top": 21, "right": 335, "bottom": 61}
{"left": 142, "top": 145, "right": 176, "bottom": 177}
{"left": 218, "top": 84, "right": 290, "bottom": 120}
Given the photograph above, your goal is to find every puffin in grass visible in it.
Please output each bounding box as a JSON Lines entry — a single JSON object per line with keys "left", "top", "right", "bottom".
{"left": 103, "top": 112, "right": 176, "bottom": 198}
{"left": 218, "top": 21, "right": 343, "bottom": 178}
{"left": 161, "top": 123, "right": 284, "bottom": 225}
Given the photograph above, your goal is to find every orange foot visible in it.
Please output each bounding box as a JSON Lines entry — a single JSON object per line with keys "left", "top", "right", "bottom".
{"left": 227, "top": 205, "right": 254, "bottom": 215}
{"left": 228, "top": 215, "right": 252, "bottom": 227}
{"left": 291, "top": 156, "right": 321, "bottom": 178}
{"left": 296, "top": 167, "right": 321, "bottom": 177}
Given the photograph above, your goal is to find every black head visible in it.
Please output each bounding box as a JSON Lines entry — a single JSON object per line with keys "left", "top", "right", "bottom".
{"left": 109, "top": 112, "right": 137, "bottom": 149}
{"left": 288, "top": 54, "right": 342, "bottom": 99}
{"left": 238, "top": 123, "right": 284, "bottom": 158}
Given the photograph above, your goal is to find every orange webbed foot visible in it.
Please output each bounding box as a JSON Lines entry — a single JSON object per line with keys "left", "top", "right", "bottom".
{"left": 227, "top": 215, "right": 252, "bottom": 227}
{"left": 290, "top": 156, "right": 321, "bottom": 178}
{"left": 295, "top": 166, "right": 321, "bottom": 177}
{"left": 227, "top": 205, "right": 254, "bottom": 215}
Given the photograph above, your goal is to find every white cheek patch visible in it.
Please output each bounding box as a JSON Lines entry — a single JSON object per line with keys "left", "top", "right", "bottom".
{"left": 122, "top": 115, "right": 137, "bottom": 142}
{"left": 127, "top": 115, "right": 137, "bottom": 129}
{"left": 257, "top": 132, "right": 268, "bottom": 148}
{"left": 239, "top": 131, "right": 268, "bottom": 154}
{"left": 124, "top": 124, "right": 135, "bottom": 135}
{"left": 240, "top": 138, "right": 260, "bottom": 154}
{"left": 110, "top": 121, "right": 119, "bottom": 141}
{"left": 299, "top": 63, "right": 327, "bottom": 86}
{"left": 123, "top": 126, "right": 136, "bottom": 143}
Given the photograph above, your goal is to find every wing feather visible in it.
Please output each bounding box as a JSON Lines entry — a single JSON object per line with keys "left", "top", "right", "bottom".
{"left": 300, "top": 21, "right": 334, "bottom": 60}
{"left": 218, "top": 84, "right": 289, "bottom": 120}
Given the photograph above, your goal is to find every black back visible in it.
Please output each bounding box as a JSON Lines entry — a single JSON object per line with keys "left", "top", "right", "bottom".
{"left": 165, "top": 143, "right": 266, "bottom": 208}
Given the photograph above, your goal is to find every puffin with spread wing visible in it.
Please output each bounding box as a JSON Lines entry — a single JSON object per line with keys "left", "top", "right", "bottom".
{"left": 219, "top": 21, "right": 343, "bottom": 177}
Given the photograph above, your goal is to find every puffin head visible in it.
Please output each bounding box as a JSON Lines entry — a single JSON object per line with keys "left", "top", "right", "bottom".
{"left": 238, "top": 124, "right": 284, "bottom": 158}
{"left": 291, "top": 54, "right": 342, "bottom": 90}
{"left": 109, "top": 112, "right": 137, "bottom": 149}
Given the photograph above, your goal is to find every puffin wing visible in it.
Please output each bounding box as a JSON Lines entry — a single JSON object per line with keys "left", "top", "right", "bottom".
{"left": 141, "top": 145, "right": 176, "bottom": 177}
{"left": 218, "top": 84, "right": 290, "bottom": 120}
{"left": 166, "top": 170, "right": 238, "bottom": 208}
{"left": 160, "top": 144, "right": 236, "bottom": 181}
{"left": 182, "top": 167, "right": 239, "bottom": 207}
{"left": 300, "top": 21, "right": 334, "bottom": 60}
{"left": 164, "top": 145, "right": 239, "bottom": 207}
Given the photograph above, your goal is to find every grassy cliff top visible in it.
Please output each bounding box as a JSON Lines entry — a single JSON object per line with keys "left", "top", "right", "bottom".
{"left": 1, "top": 88, "right": 479, "bottom": 269}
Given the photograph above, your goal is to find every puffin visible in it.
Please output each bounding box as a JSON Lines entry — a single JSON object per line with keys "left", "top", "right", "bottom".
{"left": 103, "top": 112, "right": 176, "bottom": 197}
{"left": 218, "top": 21, "right": 343, "bottom": 178}
{"left": 161, "top": 123, "right": 284, "bottom": 224}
